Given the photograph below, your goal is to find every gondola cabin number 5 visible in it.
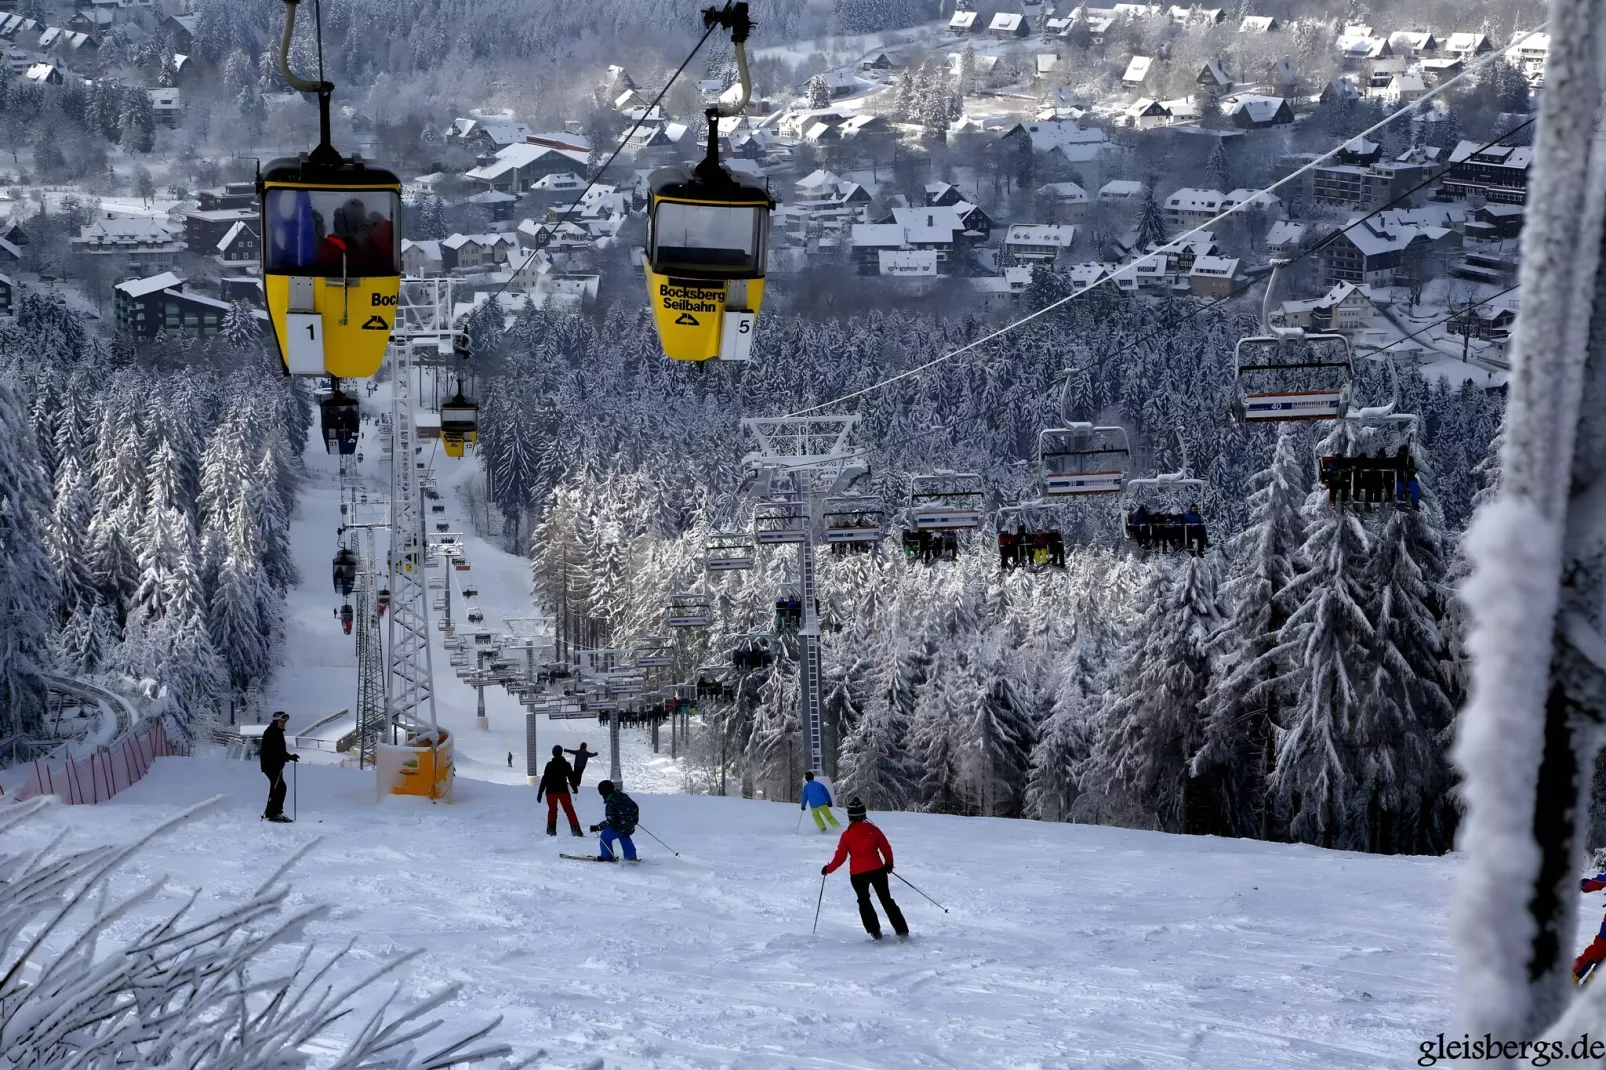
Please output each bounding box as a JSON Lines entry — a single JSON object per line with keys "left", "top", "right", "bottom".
{"left": 644, "top": 164, "right": 772, "bottom": 363}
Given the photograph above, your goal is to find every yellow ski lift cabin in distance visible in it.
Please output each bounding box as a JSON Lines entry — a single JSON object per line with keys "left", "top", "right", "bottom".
{"left": 260, "top": 0, "right": 401, "bottom": 385}
{"left": 645, "top": 3, "right": 773, "bottom": 364}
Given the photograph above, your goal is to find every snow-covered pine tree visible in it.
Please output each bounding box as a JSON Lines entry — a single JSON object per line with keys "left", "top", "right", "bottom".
{"left": 1192, "top": 427, "right": 1308, "bottom": 839}
{"left": 1266, "top": 423, "right": 1373, "bottom": 849}
{"left": 957, "top": 639, "right": 1035, "bottom": 817}
{"left": 48, "top": 454, "right": 98, "bottom": 622}
{"left": 1358, "top": 440, "right": 1455, "bottom": 854}
{"left": 1083, "top": 553, "right": 1223, "bottom": 833}
{"left": 1025, "top": 637, "right": 1105, "bottom": 822}
{"left": 0, "top": 376, "right": 59, "bottom": 738}
{"left": 1133, "top": 180, "right": 1170, "bottom": 250}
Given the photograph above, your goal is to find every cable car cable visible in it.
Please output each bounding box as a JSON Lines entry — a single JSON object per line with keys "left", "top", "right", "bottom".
{"left": 780, "top": 26, "right": 1548, "bottom": 420}
{"left": 474, "top": 24, "right": 719, "bottom": 316}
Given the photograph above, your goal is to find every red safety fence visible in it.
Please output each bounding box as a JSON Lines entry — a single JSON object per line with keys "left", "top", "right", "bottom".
{"left": 14, "top": 718, "right": 188, "bottom": 805}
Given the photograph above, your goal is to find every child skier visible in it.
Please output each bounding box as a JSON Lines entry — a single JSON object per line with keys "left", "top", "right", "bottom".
{"left": 821, "top": 798, "right": 909, "bottom": 940}
{"left": 589, "top": 780, "right": 639, "bottom": 862}
{"left": 1576, "top": 873, "right": 1606, "bottom": 983}
{"left": 800, "top": 770, "right": 839, "bottom": 831}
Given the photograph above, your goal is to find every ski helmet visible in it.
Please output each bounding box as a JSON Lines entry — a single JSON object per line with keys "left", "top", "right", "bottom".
{"left": 597, "top": 780, "right": 615, "bottom": 796}
{"left": 846, "top": 797, "right": 867, "bottom": 821}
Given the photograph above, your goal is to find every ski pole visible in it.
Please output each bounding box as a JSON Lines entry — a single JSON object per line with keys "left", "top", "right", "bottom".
{"left": 635, "top": 823, "right": 679, "bottom": 857}
{"left": 292, "top": 761, "right": 297, "bottom": 822}
{"left": 795, "top": 810, "right": 805, "bottom": 833}
{"left": 891, "top": 870, "right": 947, "bottom": 913}
{"left": 812, "top": 873, "right": 826, "bottom": 934}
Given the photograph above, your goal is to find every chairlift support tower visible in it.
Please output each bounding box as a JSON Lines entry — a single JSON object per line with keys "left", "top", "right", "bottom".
{"left": 384, "top": 277, "right": 453, "bottom": 741}
{"left": 741, "top": 415, "right": 864, "bottom": 785}
{"left": 339, "top": 458, "right": 392, "bottom": 766}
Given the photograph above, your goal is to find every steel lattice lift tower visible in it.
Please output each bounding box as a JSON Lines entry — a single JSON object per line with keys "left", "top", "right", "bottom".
{"left": 741, "top": 415, "right": 865, "bottom": 783}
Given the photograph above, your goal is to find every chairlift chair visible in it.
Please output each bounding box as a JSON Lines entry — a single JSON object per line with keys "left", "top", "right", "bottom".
{"left": 1317, "top": 359, "right": 1422, "bottom": 509}
{"left": 907, "top": 471, "right": 985, "bottom": 530}
{"left": 466, "top": 608, "right": 484, "bottom": 623}
{"left": 704, "top": 531, "right": 756, "bottom": 571}
{"left": 995, "top": 501, "right": 1065, "bottom": 571}
{"left": 377, "top": 586, "right": 389, "bottom": 616}
{"left": 667, "top": 591, "right": 712, "bottom": 628}
{"left": 463, "top": 585, "right": 478, "bottom": 598}
{"left": 731, "top": 633, "right": 774, "bottom": 670}
{"left": 1233, "top": 264, "right": 1354, "bottom": 422}
{"left": 339, "top": 603, "right": 354, "bottom": 634}
{"left": 774, "top": 588, "right": 803, "bottom": 631}
{"left": 634, "top": 636, "right": 674, "bottom": 668}
{"left": 754, "top": 499, "right": 808, "bottom": 544}
{"left": 1038, "top": 425, "right": 1130, "bottom": 496}
{"left": 821, "top": 494, "right": 885, "bottom": 544}
{"left": 1123, "top": 473, "right": 1210, "bottom": 556}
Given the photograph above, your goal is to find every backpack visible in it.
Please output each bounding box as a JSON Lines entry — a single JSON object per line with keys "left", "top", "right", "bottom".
{"left": 611, "top": 792, "right": 639, "bottom": 835}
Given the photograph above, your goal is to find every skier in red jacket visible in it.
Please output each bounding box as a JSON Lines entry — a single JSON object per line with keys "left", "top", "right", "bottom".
{"left": 821, "top": 797, "right": 909, "bottom": 940}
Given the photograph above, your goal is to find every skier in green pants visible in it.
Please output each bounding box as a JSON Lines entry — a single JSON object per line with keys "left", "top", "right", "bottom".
{"left": 800, "top": 770, "right": 839, "bottom": 832}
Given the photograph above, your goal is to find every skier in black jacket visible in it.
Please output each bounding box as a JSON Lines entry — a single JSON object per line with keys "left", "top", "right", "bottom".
{"left": 260, "top": 711, "right": 298, "bottom": 822}
{"left": 537, "top": 745, "right": 584, "bottom": 837}
{"left": 564, "top": 742, "right": 596, "bottom": 791}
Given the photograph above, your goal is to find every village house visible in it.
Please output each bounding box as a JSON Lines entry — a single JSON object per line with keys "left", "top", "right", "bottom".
{"left": 0, "top": 272, "right": 11, "bottom": 316}
{"left": 1035, "top": 182, "right": 1089, "bottom": 220}
{"left": 1122, "top": 55, "right": 1154, "bottom": 87}
{"left": 401, "top": 239, "right": 444, "bottom": 277}
{"left": 1441, "top": 140, "right": 1534, "bottom": 205}
{"left": 1238, "top": 15, "right": 1278, "bottom": 32}
{"left": 1448, "top": 302, "right": 1518, "bottom": 341}
{"left": 197, "top": 182, "right": 256, "bottom": 212}
{"left": 447, "top": 117, "right": 534, "bottom": 153}
{"left": 114, "top": 272, "right": 233, "bottom": 340}
{"left": 1380, "top": 72, "right": 1427, "bottom": 104}
{"left": 850, "top": 205, "right": 973, "bottom": 276}
{"left": 73, "top": 215, "right": 180, "bottom": 275}
{"left": 1004, "top": 223, "right": 1076, "bottom": 264}
{"left": 1388, "top": 30, "right": 1438, "bottom": 56}
{"left": 1164, "top": 188, "right": 1224, "bottom": 230}
{"left": 1125, "top": 98, "right": 1171, "bottom": 130}
{"left": 1443, "top": 32, "right": 1493, "bottom": 60}
{"left": 970, "top": 266, "right": 1035, "bottom": 308}
{"left": 1188, "top": 254, "right": 1241, "bottom": 297}
{"left": 441, "top": 232, "right": 520, "bottom": 272}
{"left": 464, "top": 142, "right": 588, "bottom": 194}
{"left": 1265, "top": 219, "right": 1308, "bottom": 259}
{"left": 1221, "top": 94, "right": 1292, "bottom": 128}
{"left": 213, "top": 220, "right": 259, "bottom": 266}
{"left": 947, "top": 10, "right": 977, "bottom": 34}
{"left": 1277, "top": 281, "right": 1377, "bottom": 332}
{"left": 1098, "top": 180, "right": 1146, "bottom": 203}
{"left": 1319, "top": 217, "right": 1458, "bottom": 288}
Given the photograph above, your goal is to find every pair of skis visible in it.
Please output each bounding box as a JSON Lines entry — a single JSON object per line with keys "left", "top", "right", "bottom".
{"left": 558, "top": 853, "right": 642, "bottom": 864}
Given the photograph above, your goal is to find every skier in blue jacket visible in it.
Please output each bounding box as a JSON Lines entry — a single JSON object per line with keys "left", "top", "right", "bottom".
{"left": 588, "top": 780, "right": 638, "bottom": 861}
{"left": 801, "top": 770, "right": 839, "bottom": 832}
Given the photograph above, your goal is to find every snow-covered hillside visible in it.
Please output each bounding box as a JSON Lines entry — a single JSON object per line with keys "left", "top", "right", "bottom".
{"left": 10, "top": 755, "right": 1470, "bottom": 1069}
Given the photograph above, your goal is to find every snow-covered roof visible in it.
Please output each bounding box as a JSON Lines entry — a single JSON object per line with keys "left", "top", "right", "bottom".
{"left": 1008, "top": 120, "right": 1107, "bottom": 152}
{"left": 465, "top": 142, "right": 588, "bottom": 182}
{"left": 115, "top": 271, "right": 183, "bottom": 297}
{"left": 1165, "top": 188, "right": 1224, "bottom": 212}
{"left": 530, "top": 171, "right": 586, "bottom": 191}
{"left": 879, "top": 249, "right": 937, "bottom": 276}
{"left": 402, "top": 239, "right": 442, "bottom": 262}
{"left": 1445, "top": 32, "right": 1491, "bottom": 53}
{"left": 1122, "top": 56, "right": 1153, "bottom": 83}
{"left": 1037, "top": 181, "right": 1088, "bottom": 202}
{"left": 1198, "top": 58, "right": 1230, "bottom": 86}
{"left": 1389, "top": 30, "right": 1435, "bottom": 51}
{"left": 1239, "top": 15, "right": 1276, "bottom": 32}
{"left": 850, "top": 223, "right": 906, "bottom": 248}
{"left": 1005, "top": 223, "right": 1076, "bottom": 247}
{"left": 989, "top": 12, "right": 1024, "bottom": 31}
{"left": 1099, "top": 180, "right": 1145, "bottom": 200}
{"left": 949, "top": 10, "right": 976, "bottom": 29}
{"left": 1222, "top": 188, "right": 1280, "bottom": 210}
{"left": 1126, "top": 97, "right": 1169, "bottom": 118}
{"left": 215, "top": 220, "right": 251, "bottom": 252}
{"left": 1266, "top": 220, "right": 1307, "bottom": 247}
{"left": 1387, "top": 72, "right": 1427, "bottom": 94}
{"left": 1189, "top": 254, "right": 1239, "bottom": 277}
{"left": 1223, "top": 94, "right": 1286, "bottom": 123}
{"left": 1447, "top": 140, "right": 1533, "bottom": 170}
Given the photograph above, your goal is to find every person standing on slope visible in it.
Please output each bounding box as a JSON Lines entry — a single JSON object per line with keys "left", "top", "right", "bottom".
{"left": 800, "top": 770, "right": 839, "bottom": 832}
{"left": 821, "top": 798, "right": 908, "bottom": 940}
{"left": 537, "top": 745, "right": 585, "bottom": 837}
{"left": 564, "top": 742, "right": 596, "bottom": 792}
{"left": 260, "top": 711, "right": 299, "bottom": 823}
{"left": 589, "top": 779, "right": 639, "bottom": 862}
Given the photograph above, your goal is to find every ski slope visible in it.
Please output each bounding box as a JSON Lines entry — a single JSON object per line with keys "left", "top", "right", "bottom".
{"left": 51, "top": 390, "right": 1485, "bottom": 1068}
{"left": 10, "top": 756, "right": 1470, "bottom": 1069}
{"left": 261, "top": 390, "right": 682, "bottom": 793}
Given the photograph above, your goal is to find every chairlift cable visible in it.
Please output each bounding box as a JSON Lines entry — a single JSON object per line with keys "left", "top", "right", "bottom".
{"left": 477, "top": 25, "right": 720, "bottom": 315}
{"left": 781, "top": 28, "right": 1548, "bottom": 419}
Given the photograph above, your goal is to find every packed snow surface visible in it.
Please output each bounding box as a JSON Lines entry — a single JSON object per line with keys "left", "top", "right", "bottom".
{"left": 10, "top": 756, "right": 1479, "bottom": 1070}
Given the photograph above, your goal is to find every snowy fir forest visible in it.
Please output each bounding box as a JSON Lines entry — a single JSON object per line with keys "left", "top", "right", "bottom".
{"left": 0, "top": 291, "right": 305, "bottom": 757}
{"left": 478, "top": 280, "right": 1503, "bottom": 856}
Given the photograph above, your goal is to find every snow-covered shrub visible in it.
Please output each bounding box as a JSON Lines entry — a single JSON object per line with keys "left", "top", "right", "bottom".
{"left": 0, "top": 797, "right": 537, "bottom": 1069}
